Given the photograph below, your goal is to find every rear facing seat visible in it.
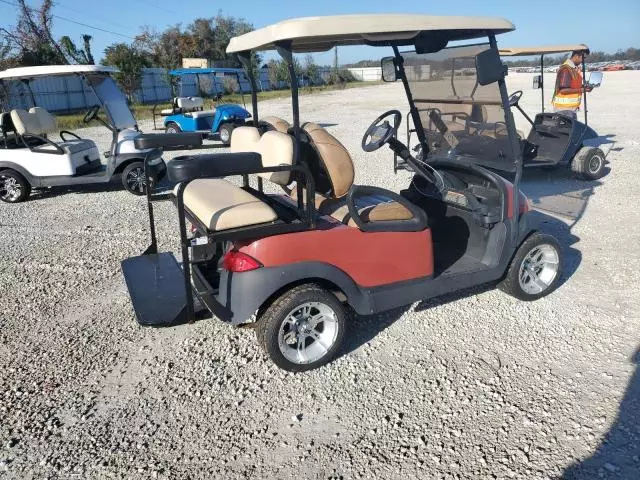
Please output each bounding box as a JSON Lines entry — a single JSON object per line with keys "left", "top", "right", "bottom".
{"left": 178, "top": 126, "right": 293, "bottom": 231}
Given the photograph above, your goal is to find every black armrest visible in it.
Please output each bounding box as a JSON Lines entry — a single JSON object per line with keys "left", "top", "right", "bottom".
{"left": 167, "top": 152, "right": 264, "bottom": 183}
{"left": 134, "top": 133, "right": 203, "bottom": 151}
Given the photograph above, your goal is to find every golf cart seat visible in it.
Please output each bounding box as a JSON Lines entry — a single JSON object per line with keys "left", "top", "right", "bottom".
{"left": 177, "top": 127, "right": 293, "bottom": 231}
{"left": 0, "top": 112, "right": 18, "bottom": 147}
{"left": 259, "top": 116, "right": 290, "bottom": 133}
{"left": 11, "top": 107, "right": 98, "bottom": 154}
{"left": 294, "top": 122, "right": 422, "bottom": 228}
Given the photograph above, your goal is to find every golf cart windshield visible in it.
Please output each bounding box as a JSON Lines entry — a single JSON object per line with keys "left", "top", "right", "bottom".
{"left": 400, "top": 43, "right": 515, "bottom": 170}
{"left": 85, "top": 74, "right": 137, "bottom": 130}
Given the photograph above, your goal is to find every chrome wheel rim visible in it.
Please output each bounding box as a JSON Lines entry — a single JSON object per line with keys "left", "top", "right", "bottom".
{"left": 588, "top": 154, "right": 603, "bottom": 175}
{"left": 278, "top": 302, "right": 339, "bottom": 365}
{"left": 220, "top": 128, "right": 230, "bottom": 143}
{"left": 518, "top": 244, "right": 560, "bottom": 295}
{"left": 166, "top": 126, "right": 178, "bottom": 134}
{"left": 125, "top": 167, "right": 146, "bottom": 193}
{"left": 0, "top": 175, "right": 21, "bottom": 202}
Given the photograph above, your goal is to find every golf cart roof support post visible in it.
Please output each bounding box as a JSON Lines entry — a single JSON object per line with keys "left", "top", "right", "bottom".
{"left": 175, "top": 181, "right": 195, "bottom": 323}
{"left": 540, "top": 54, "right": 545, "bottom": 113}
{"left": 392, "top": 45, "right": 428, "bottom": 154}
{"left": 276, "top": 41, "right": 304, "bottom": 213}
{"left": 236, "top": 71, "right": 247, "bottom": 109}
{"left": 490, "top": 32, "right": 521, "bottom": 234}
{"left": 581, "top": 54, "right": 588, "bottom": 125}
{"left": 21, "top": 79, "right": 37, "bottom": 109}
{"left": 238, "top": 52, "right": 259, "bottom": 127}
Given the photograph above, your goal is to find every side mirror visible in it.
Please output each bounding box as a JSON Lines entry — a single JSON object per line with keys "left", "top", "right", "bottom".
{"left": 587, "top": 71, "right": 603, "bottom": 87}
{"left": 381, "top": 57, "right": 397, "bottom": 82}
{"left": 475, "top": 48, "right": 507, "bottom": 86}
{"left": 533, "top": 74, "right": 543, "bottom": 89}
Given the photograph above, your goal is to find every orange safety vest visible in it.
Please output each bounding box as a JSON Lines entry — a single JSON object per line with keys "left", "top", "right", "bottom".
{"left": 552, "top": 60, "right": 583, "bottom": 109}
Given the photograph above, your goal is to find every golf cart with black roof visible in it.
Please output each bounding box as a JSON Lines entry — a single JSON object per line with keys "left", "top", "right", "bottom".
{"left": 499, "top": 45, "right": 607, "bottom": 180}
{"left": 121, "top": 14, "right": 564, "bottom": 371}
{"left": 0, "top": 65, "right": 202, "bottom": 202}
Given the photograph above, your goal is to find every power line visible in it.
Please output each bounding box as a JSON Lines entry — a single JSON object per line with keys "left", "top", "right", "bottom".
{"left": 52, "top": 0, "right": 137, "bottom": 32}
{"left": 0, "top": 0, "right": 136, "bottom": 40}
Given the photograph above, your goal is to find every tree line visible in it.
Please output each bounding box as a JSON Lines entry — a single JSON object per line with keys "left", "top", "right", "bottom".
{"left": 505, "top": 48, "right": 640, "bottom": 67}
{"left": 0, "top": 1, "right": 356, "bottom": 101}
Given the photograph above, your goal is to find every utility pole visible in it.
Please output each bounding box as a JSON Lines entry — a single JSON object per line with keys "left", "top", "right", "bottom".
{"left": 333, "top": 46, "right": 338, "bottom": 72}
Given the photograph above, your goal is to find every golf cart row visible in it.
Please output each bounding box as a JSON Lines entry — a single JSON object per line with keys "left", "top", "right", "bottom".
{"left": 121, "top": 14, "right": 566, "bottom": 371}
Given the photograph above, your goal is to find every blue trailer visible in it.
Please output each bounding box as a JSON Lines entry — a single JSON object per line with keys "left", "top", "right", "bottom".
{"left": 153, "top": 68, "right": 252, "bottom": 145}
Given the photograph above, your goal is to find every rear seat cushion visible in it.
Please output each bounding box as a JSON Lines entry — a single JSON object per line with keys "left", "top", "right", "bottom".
{"left": 231, "top": 127, "right": 293, "bottom": 185}
{"left": 189, "top": 110, "right": 216, "bottom": 119}
{"left": 323, "top": 198, "right": 413, "bottom": 227}
{"left": 176, "top": 97, "right": 204, "bottom": 111}
{"left": 182, "top": 179, "right": 277, "bottom": 231}
{"left": 230, "top": 126, "right": 261, "bottom": 153}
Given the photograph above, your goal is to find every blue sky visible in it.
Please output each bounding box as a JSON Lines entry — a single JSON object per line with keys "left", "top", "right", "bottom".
{"left": 1, "top": 0, "right": 639, "bottom": 64}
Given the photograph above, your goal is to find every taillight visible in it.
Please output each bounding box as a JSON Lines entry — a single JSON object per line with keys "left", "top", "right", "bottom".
{"left": 222, "top": 250, "right": 262, "bottom": 272}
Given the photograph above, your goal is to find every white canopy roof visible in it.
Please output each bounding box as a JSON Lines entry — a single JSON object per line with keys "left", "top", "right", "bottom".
{"left": 227, "top": 14, "right": 515, "bottom": 53}
{"left": 500, "top": 44, "right": 589, "bottom": 56}
{"left": 0, "top": 65, "right": 119, "bottom": 80}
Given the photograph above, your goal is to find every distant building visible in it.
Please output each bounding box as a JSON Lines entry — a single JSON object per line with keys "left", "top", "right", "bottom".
{"left": 182, "top": 58, "right": 210, "bottom": 69}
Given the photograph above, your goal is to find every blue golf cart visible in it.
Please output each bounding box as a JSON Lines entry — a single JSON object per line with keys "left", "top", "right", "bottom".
{"left": 153, "top": 68, "right": 251, "bottom": 145}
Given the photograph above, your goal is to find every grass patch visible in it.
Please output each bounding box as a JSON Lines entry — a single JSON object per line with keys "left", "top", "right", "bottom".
{"left": 56, "top": 81, "right": 384, "bottom": 131}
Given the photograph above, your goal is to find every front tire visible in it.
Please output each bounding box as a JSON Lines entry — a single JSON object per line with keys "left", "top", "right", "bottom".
{"left": 571, "top": 146, "right": 606, "bottom": 180}
{"left": 122, "top": 162, "right": 146, "bottom": 196}
{"left": 499, "top": 233, "right": 563, "bottom": 301}
{"left": 0, "top": 169, "right": 31, "bottom": 203}
{"left": 218, "top": 123, "right": 234, "bottom": 146}
{"left": 165, "top": 123, "right": 181, "bottom": 134}
{"left": 256, "top": 284, "right": 347, "bottom": 372}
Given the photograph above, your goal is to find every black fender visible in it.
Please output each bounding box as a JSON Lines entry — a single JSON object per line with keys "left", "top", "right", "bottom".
{"left": 216, "top": 261, "right": 373, "bottom": 324}
{"left": 0, "top": 161, "right": 39, "bottom": 187}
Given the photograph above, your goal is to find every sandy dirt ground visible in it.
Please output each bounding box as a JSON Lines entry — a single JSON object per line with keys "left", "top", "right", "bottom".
{"left": 0, "top": 71, "right": 639, "bottom": 479}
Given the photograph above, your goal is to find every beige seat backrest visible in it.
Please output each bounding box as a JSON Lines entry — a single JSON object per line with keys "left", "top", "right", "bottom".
{"left": 176, "top": 97, "right": 204, "bottom": 111}
{"left": 260, "top": 115, "right": 290, "bottom": 133}
{"left": 10, "top": 107, "right": 58, "bottom": 136}
{"left": 303, "top": 122, "right": 354, "bottom": 198}
{"left": 230, "top": 126, "right": 293, "bottom": 185}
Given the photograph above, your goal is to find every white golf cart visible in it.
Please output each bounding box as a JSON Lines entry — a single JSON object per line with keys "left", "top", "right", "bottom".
{"left": 0, "top": 65, "right": 175, "bottom": 203}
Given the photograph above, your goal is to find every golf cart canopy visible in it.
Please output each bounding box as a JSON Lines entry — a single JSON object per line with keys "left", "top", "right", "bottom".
{"left": 0, "top": 65, "right": 119, "bottom": 80}
{"left": 499, "top": 44, "right": 589, "bottom": 56}
{"left": 227, "top": 14, "right": 514, "bottom": 53}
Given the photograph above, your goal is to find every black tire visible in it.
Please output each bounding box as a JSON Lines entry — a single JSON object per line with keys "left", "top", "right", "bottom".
{"left": 165, "top": 123, "right": 181, "bottom": 134}
{"left": 256, "top": 284, "right": 347, "bottom": 372}
{"left": 499, "top": 233, "right": 563, "bottom": 301}
{"left": 218, "top": 123, "right": 234, "bottom": 146}
{"left": 571, "top": 146, "right": 606, "bottom": 180}
{"left": 121, "top": 161, "right": 146, "bottom": 196}
{"left": 0, "top": 169, "right": 31, "bottom": 203}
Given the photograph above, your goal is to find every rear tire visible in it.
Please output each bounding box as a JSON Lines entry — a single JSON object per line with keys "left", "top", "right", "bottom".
{"left": 499, "top": 233, "right": 563, "bottom": 301}
{"left": 165, "top": 123, "right": 181, "bottom": 134}
{"left": 122, "top": 161, "right": 146, "bottom": 196}
{"left": 256, "top": 284, "right": 347, "bottom": 372}
{"left": 218, "top": 123, "right": 234, "bottom": 146}
{"left": 571, "top": 146, "right": 606, "bottom": 180}
{"left": 0, "top": 169, "right": 31, "bottom": 203}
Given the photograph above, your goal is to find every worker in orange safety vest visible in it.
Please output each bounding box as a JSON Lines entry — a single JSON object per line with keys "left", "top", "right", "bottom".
{"left": 552, "top": 49, "right": 592, "bottom": 116}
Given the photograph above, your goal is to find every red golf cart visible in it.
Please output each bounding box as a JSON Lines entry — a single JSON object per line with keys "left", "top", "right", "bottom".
{"left": 122, "top": 14, "right": 564, "bottom": 371}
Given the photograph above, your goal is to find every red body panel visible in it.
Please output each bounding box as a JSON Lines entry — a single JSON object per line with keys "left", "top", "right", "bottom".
{"left": 239, "top": 220, "right": 434, "bottom": 288}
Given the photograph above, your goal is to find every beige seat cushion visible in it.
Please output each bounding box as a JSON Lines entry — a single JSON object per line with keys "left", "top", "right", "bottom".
{"left": 260, "top": 116, "right": 290, "bottom": 133}
{"left": 323, "top": 199, "right": 413, "bottom": 227}
{"left": 303, "top": 122, "right": 354, "bottom": 198}
{"left": 182, "top": 179, "right": 277, "bottom": 231}
{"left": 231, "top": 126, "right": 261, "bottom": 152}
{"left": 231, "top": 127, "right": 293, "bottom": 185}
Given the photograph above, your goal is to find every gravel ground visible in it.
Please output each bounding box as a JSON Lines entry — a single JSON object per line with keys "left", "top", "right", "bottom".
{"left": 1, "top": 72, "right": 639, "bottom": 479}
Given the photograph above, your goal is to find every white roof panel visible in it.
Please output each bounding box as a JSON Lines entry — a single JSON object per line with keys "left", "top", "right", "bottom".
{"left": 500, "top": 44, "right": 589, "bottom": 56}
{"left": 227, "top": 14, "right": 515, "bottom": 53}
{"left": 0, "top": 65, "right": 119, "bottom": 80}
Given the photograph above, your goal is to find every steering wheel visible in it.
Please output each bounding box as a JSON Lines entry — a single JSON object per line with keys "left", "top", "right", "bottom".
{"left": 83, "top": 105, "right": 100, "bottom": 124}
{"left": 508, "top": 90, "right": 523, "bottom": 107}
{"left": 361, "top": 109, "right": 401, "bottom": 152}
